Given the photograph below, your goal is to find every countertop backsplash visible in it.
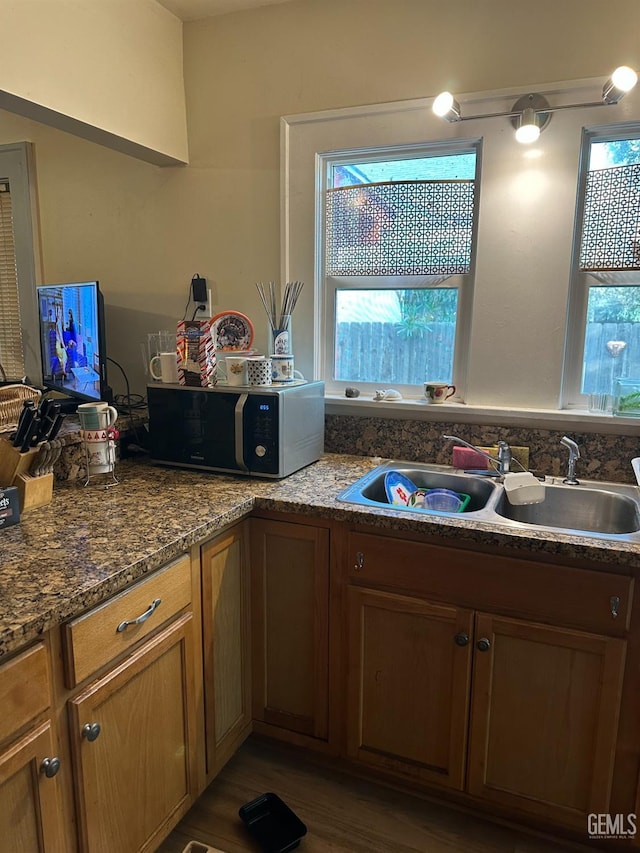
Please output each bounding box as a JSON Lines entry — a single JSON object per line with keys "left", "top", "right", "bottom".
{"left": 324, "top": 413, "right": 640, "bottom": 485}
{"left": 3, "top": 411, "right": 638, "bottom": 486}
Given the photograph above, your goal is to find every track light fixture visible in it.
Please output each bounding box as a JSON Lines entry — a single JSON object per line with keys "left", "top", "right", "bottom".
{"left": 433, "top": 66, "right": 638, "bottom": 144}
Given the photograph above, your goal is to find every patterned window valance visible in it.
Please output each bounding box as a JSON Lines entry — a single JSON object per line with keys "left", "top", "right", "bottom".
{"left": 325, "top": 179, "right": 475, "bottom": 276}
{"left": 579, "top": 163, "right": 640, "bottom": 271}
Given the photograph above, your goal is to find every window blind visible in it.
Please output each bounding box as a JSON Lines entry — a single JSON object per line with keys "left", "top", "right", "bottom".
{"left": 0, "top": 182, "right": 25, "bottom": 379}
{"left": 579, "top": 163, "right": 640, "bottom": 271}
{"left": 325, "top": 179, "right": 475, "bottom": 276}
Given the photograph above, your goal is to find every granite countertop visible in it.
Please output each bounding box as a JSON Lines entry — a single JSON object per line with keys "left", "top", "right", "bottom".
{"left": 2, "top": 453, "right": 640, "bottom": 659}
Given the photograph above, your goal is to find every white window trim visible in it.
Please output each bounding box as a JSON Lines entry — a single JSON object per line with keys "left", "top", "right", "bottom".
{"left": 316, "top": 141, "right": 480, "bottom": 400}
{"left": 561, "top": 123, "right": 640, "bottom": 409}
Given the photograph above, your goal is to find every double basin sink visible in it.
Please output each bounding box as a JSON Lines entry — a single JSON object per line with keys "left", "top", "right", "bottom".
{"left": 336, "top": 460, "right": 640, "bottom": 541}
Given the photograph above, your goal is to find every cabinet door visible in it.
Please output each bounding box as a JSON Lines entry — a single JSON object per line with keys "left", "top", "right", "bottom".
{"left": 346, "top": 586, "right": 473, "bottom": 790}
{"left": 69, "top": 614, "right": 198, "bottom": 853}
{"left": 251, "top": 518, "right": 330, "bottom": 741}
{"left": 0, "top": 721, "right": 65, "bottom": 853}
{"left": 201, "top": 525, "right": 251, "bottom": 778}
{"left": 468, "top": 613, "right": 626, "bottom": 827}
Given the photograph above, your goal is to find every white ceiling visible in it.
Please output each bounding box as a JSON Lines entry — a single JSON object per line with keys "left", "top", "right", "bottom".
{"left": 156, "top": 0, "right": 296, "bottom": 21}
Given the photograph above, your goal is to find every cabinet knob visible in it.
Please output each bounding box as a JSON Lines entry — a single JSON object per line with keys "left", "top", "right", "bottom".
{"left": 82, "top": 722, "right": 101, "bottom": 742}
{"left": 454, "top": 632, "right": 470, "bottom": 646}
{"left": 354, "top": 551, "right": 365, "bottom": 572}
{"left": 477, "top": 637, "right": 491, "bottom": 652}
{"left": 40, "top": 757, "right": 61, "bottom": 778}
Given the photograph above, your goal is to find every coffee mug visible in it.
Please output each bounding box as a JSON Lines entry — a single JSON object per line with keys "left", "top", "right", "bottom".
{"left": 424, "top": 382, "right": 456, "bottom": 404}
{"left": 271, "top": 354, "right": 295, "bottom": 383}
{"left": 224, "top": 356, "right": 248, "bottom": 386}
{"left": 214, "top": 351, "right": 256, "bottom": 384}
{"left": 81, "top": 428, "right": 117, "bottom": 474}
{"left": 271, "top": 354, "right": 305, "bottom": 383}
{"left": 150, "top": 351, "right": 179, "bottom": 384}
{"left": 247, "top": 357, "right": 272, "bottom": 386}
{"left": 77, "top": 401, "right": 118, "bottom": 430}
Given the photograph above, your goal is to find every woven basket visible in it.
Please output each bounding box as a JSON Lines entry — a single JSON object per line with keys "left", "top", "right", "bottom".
{"left": 0, "top": 384, "right": 42, "bottom": 430}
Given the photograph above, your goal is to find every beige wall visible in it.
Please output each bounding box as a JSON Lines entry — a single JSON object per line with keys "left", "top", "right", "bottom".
{"left": 0, "top": 0, "right": 187, "bottom": 164}
{"left": 0, "top": 0, "right": 639, "bottom": 400}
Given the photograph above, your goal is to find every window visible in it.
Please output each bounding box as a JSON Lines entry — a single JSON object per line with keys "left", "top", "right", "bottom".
{"left": 563, "top": 128, "right": 640, "bottom": 408}
{"left": 0, "top": 181, "right": 23, "bottom": 378}
{"left": 318, "top": 143, "right": 480, "bottom": 397}
{"left": 0, "top": 143, "right": 40, "bottom": 384}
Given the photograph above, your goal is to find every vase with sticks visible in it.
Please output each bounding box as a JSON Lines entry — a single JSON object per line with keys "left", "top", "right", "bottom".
{"left": 256, "top": 281, "right": 304, "bottom": 355}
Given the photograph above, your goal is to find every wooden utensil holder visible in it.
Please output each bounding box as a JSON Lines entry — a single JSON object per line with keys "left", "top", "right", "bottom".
{"left": 0, "top": 439, "right": 38, "bottom": 488}
{"left": 0, "top": 439, "right": 54, "bottom": 512}
{"left": 13, "top": 472, "right": 54, "bottom": 512}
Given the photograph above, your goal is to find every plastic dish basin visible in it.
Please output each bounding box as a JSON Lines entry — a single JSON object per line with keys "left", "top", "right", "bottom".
{"left": 337, "top": 462, "right": 496, "bottom": 514}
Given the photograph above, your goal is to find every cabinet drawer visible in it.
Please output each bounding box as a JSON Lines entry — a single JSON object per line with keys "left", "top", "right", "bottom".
{"left": 348, "top": 531, "right": 633, "bottom": 636}
{"left": 64, "top": 553, "right": 192, "bottom": 686}
{"left": 0, "top": 643, "right": 50, "bottom": 745}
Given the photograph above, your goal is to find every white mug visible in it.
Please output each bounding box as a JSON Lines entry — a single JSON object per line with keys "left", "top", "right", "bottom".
{"left": 224, "top": 356, "right": 248, "bottom": 386}
{"left": 87, "top": 442, "right": 112, "bottom": 473}
{"left": 81, "top": 428, "right": 117, "bottom": 474}
{"left": 214, "top": 351, "right": 256, "bottom": 384}
{"left": 77, "top": 401, "right": 118, "bottom": 430}
{"left": 271, "top": 354, "right": 305, "bottom": 383}
{"left": 150, "top": 351, "right": 179, "bottom": 384}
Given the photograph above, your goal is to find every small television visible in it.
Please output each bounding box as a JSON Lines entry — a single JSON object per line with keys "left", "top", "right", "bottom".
{"left": 37, "top": 280, "right": 110, "bottom": 409}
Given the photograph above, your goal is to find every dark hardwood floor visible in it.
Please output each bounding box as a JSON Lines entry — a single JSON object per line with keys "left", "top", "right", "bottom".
{"left": 157, "top": 737, "right": 597, "bottom": 853}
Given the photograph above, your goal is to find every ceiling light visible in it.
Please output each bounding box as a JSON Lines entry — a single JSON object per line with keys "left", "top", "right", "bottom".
{"left": 432, "top": 66, "right": 638, "bottom": 143}
{"left": 515, "top": 108, "right": 541, "bottom": 144}
{"left": 602, "top": 65, "right": 638, "bottom": 104}
{"left": 432, "top": 91, "right": 461, "bottom": 122}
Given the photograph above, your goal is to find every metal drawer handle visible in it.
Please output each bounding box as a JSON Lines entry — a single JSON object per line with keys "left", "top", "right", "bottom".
{"left": 354, "top": 552, "right": 365, "bottom": 572}
{"left": 116, "top": 598, "right": 162, "bottom": 633}
{"left": 611, "top": 595, "right": 620, "bottom": 619}
{"left": 40, "top": 757, "right": 61, "bottom": 778}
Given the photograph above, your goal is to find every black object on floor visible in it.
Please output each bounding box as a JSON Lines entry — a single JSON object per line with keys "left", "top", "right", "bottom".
{"left": 239, "top": 792, "right": 307, "bottom": 852}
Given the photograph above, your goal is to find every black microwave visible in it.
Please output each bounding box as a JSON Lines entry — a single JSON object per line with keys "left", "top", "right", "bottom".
{"left": 147, "top": 381, "right": 324, "bottom": 478}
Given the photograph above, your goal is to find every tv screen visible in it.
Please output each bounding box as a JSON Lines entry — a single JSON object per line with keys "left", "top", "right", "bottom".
{"left": 37, "top": 281, "right": 109, "bottom": 405}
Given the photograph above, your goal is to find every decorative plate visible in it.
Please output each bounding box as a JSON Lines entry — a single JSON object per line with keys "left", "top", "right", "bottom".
{"left": 211, "top": 311, "right": 255, "bottom": 351}
{"left": 384, "top": 471, "right": 418, "bottom": 506}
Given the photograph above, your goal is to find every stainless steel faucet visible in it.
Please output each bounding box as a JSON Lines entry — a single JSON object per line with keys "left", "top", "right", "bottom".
{"left": 442, "top": 434, "right": 512, "bottom": 475}
{"left": 560, "top": 436, "right": 580, "bottom": 485}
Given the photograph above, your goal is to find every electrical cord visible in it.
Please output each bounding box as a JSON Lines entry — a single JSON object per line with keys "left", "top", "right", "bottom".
{"left": 181, "top": 286, "right": 192, "bottom": 321}
{"left": 106, "top": 356, "right": 145, "bottom": 447}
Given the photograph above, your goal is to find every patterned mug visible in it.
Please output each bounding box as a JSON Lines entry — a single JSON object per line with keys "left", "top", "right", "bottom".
{"left": 424, "top": 382, "right": 456, "bottom": 404}
{"left": 247, "top": 357, "right": 272, "bottom": 386}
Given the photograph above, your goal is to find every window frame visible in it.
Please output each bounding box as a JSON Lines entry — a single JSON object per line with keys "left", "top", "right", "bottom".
{"left": 0, "top": 142, "right": 41, "bottom": 384}
{"left": 315, "top": 139, "right": 481, "bottom": 400}
{"left": 561, "top": 122, "right": 640, "bottom": 409}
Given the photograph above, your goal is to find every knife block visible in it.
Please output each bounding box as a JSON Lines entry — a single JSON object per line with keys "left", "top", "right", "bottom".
{"left": 0, "top": 439, "right": 38, "bottom": 488}
{"left": 13, "top": 472, "right": 54, "bottom": 513}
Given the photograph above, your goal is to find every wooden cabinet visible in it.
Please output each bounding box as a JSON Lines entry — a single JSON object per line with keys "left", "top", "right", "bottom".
{"left": 201, "top": 524, "right": 252, "bottom": 779}
{"left": 65, "top": 554, "right": 200, "bottom": 853}
{"left": 345, "top": 529, "right": 630, "bottom": 829}
{"left": 467, "top": 612, "right": 625, "bottom": 828}
{"left": 346, "top": 586, "right": 473, "bottom": 789}
{"left": 0, "top": 643, "right": 65, "bottom": 852}
{"left": 250, "top": 517, "right": 330, "bottom": 745}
